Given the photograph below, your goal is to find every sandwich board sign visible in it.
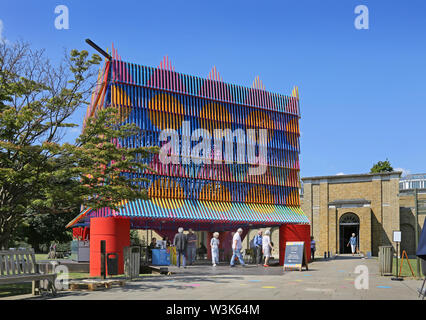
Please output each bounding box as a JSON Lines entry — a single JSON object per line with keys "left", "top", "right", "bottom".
{"left": 283, "top": 241, "right": 309, "bottom": 271}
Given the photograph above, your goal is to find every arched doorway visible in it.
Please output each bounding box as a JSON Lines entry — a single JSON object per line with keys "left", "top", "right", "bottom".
{"left": 339, "top": 213, "right": 360, "bottom": 254}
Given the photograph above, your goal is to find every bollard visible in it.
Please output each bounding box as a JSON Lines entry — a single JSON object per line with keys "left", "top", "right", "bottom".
{"left": 100, "top": 240, "right": 106, "bottom": 280}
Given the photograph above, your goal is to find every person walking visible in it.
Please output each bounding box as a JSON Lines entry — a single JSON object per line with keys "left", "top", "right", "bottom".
{"left": 210, "top": 232, "right": 220, "bottom": 266}
{"left": 48, "top": 242, "right": 56, "bottom": 259}
{"left": 262, "top": 230, "right": 273, "bottom": 267}
{"left": 173, "top": 227, "right": 187, "bottom": 268}
{"left": 310, "top": 236, "right": 316, "bottom": 261}
{"left": 186, "top": 229, "right": 197, "bottom": 265}
{"left": 347, "top": 233, "right": 357, "bottom": 256}
{"left": 254, "top": 230, "right": 263, "bottom": 266}
{"left": 230, "top": 228, "right": 246, "bottom": 267}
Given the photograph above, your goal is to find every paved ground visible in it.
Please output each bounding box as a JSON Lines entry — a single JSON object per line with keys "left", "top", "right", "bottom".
{"left": 10, "top": 255, "right": 426, "bottom": 300}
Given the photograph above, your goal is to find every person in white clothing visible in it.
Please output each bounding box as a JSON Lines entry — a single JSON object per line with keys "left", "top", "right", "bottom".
{"left": 230, "top": 228, "right": 246, "bottom": 267}
{"left": 262, "top": 230, "right": 273, "bottom": 267}
{"left": 210, "top": 232, "right": 220, "bottom": 266}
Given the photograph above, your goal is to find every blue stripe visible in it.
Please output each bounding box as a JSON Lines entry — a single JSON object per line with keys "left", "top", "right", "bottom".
{"left": 105, "top": 198, "right": 307, "bottom": 224}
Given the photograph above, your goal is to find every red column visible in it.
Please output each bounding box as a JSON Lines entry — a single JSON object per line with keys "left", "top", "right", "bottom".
{"left": 90, "top": 217, "right": 130, "bottom": 276}
{"left": 219, "top": 231, "right": 233, "bottom": 261}
{"left": 279, "top": 224, "right": 311, "bottom": 266}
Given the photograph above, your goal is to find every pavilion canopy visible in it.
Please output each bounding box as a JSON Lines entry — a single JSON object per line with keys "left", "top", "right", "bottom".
{"left": 66, "top": 198, "right": 309, "bottom": 231}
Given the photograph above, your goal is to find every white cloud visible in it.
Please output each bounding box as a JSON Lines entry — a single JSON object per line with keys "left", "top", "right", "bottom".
{"left": 394, "top": 168, "right": 410, "bottom": 177}
{"left": 336, "top": 172, "right": 345, "bottom": 176}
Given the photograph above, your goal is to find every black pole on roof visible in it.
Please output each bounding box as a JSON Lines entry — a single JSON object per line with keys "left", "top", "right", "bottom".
{"left": 85, "top": 39, "right": 111, "bottom": 60}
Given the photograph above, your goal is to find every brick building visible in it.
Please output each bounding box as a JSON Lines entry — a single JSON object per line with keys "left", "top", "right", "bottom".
{"left": 301, "top": 172, "right": 425, "bottom": 257}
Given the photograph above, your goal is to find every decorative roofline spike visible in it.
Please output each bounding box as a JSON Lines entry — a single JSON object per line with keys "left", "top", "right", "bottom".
{"left": 159, "top": 55, "right": 176, "bottom": 71}
{"left": 292, "top": 86, "right": 299, "bottom": 100}
{"left": 252, "top": 76, "right": 265, "bottom": 90}
{"left": 208, "top": 66, "right": 223, "bottom": 82}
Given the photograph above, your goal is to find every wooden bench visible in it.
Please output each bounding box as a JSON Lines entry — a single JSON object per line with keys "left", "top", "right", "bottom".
{"left": 0, "top": 249, "right": 57, "bottom": 295}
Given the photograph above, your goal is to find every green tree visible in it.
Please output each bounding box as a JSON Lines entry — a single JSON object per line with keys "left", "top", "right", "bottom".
{"left": 370, "top": 159, "right": 393, "bottom": 173}
{"left": 0, "top": 40, "right": 157, "bottom": 249}
{"left": 45, "top": 107, "right": 158, "bottom": 213}
{"left": 13, "top": 208, "right": 77, "bottom": 252}
{"left": 130, "top": 230, "right": 141, "bottom": 246}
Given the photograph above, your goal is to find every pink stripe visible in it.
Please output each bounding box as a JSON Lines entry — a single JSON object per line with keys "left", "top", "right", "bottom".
{"left": 287, "top": 97, "right": 290, "bottom": 113}
{"left": 206, "top": 80, "right": 210, "bottom": 97}
{"left": 115, "top": 49, "right": 118, "bottom": 81}
{"left": 120, "top": 58, "right": 124, "bottom": 83}
{"left": 126, "top": 62, "right": 129, "bottom": 83}
{"left": 112, "top": 45, "right": 115, "bottom": 81}
{"left": 251, "top": 88, "right": 255, "bottom": 106}
{"left": 256, "top": 89, "right": 260, "bottom": 107}
{"left": 263, "top": 91, "right": 267, "bottom": 108}
{"left": 220, "top": 80, "right": 224, "bottom": 101}
{"left": 156, "top": 68, "right": 159, "bottom": 88}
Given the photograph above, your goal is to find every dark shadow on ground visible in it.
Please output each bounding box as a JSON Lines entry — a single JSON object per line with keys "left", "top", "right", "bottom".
{"left": 24, "top": 274, "right": 248, "bottom": 299}
{"left": 167, "top": 264, "right": 286, "bottom": 276}
{"left": 334, "top": 255, "right": 365, "bottom": 261}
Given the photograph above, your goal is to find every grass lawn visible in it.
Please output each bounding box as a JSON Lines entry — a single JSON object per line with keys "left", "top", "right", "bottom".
{"left": 34, "top": 253, "right": 53, "bottom": 261}
{"left": 392, "top": 257, "right": 423, "bottom": 277}
{"left": 0, "top": 283, "right": 32, "bottom": 298}
{"left": 0, "top": 272, "right": 85, "bottom": 298}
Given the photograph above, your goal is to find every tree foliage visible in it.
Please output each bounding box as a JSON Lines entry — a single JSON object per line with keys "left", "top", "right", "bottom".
{"left": 13, "top": 209, "right": 77, "bottom": 252}
{"left": 0, "top": 40, "right": 157, "bottom": 249}
{"left": 46, "top": 107, "right": 158, "bottom": 212}
{"left": 370, "top": 159, "right": 393, "bottom": 173}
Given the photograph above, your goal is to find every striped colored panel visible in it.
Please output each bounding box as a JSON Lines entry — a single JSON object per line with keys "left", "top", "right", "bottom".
{"left": 76, "top": 47, "right": 306, "bottom": 227}
{"left": 65, "top": 207, "right": 92, "bottom": 228}
{"left": 88, "top": 198, "right": 309, "bottom": 225}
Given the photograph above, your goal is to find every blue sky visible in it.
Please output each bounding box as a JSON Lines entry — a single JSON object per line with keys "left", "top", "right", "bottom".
{"left": 0, "top": 0, "right": 425, "bottom": 177}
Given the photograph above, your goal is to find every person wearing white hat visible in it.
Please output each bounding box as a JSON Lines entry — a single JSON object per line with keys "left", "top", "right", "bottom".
{"left": 262, "top": 230, "right": 273, "bottom": 267}
{"left": 347, "top": 233, "right": 357, "bottom": 256}
{"left": 210, "top": 232, "right": 220, "bottom": 266}
{"left": 230, "top": 228, "right": 246, "bottom": 267}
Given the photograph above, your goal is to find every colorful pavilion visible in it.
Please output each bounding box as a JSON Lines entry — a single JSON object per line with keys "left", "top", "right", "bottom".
{"left": 67, "top": 46, "right": 310, "bottom": 275}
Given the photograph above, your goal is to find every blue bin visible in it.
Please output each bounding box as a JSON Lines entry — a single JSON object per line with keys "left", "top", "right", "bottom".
{"left": 152, "top": 249, "right": 170, "bottom": 266}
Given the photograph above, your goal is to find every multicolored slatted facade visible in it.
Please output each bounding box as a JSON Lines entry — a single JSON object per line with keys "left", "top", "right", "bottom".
{"left": 68, "top": 46, "right": 308, "bottom": 230}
